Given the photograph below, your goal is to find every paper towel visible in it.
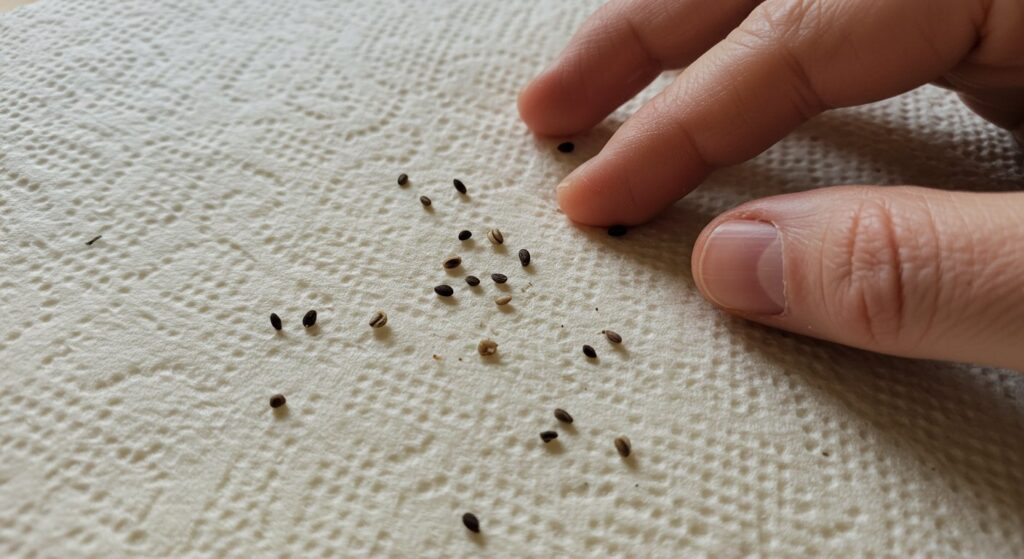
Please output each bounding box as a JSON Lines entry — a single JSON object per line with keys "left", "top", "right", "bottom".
{"left": 1, "top": 0, "right": 1022, "bottom": 557}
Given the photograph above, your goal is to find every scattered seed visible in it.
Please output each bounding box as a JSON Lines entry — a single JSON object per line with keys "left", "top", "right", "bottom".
{"left": 270, "top": 313, "right": 282, "bottom": 331}
{"left": 557, "top": 141, "right": 575, "bottom": 153}
{"left": 486, "top": 228, "right": 504, "bottom": 245}
{"left": 453, "top": 179, "right": 467, "bottom": 194}
{"left": 553, "top": 408, "right": 574, "bottom": 424}
{"left": 540, "top": 430, "right": 558, "bottom": 443}
{"left": 397, "top": 173, "right": 409, "bottom": 186}
{"left": 602, "top": 330, "right": 622, "bottom": 344}
{"left": 85, "top": 235, "right": 102, "bottom": 246}
{"left": 433, "top": 354, "right": 442, "bottom": 361}
{"left": 518, "top": 248, "right": 531, "bottom": 267}
{"left": 494, "top": 295, "right": 512, "bottom": 306}
{"left": 420, "top": 195, "right": 432, "bottom": 207}
{"left": 369, "top": 311, "right": 388, "bottom": 328}
{"left": 491, "top": 273, "right": 508, "bottom": 284}
{"left": 608, "top": 224, "right": 628, "bottom": 237}
{"left": 434, "top": 284, "right": 454, "bottom": 297}
{"left": 465, "top": 275, "right": 480, "bottom": 287}
{"left": 458, "top": 230, "right": 472, "bottom": 241}
{"left": 443, "top": 255, "right": 462, "bottom": 270}
{"left": 582, "top": 344, "right": 597, "bottom": 358}
{"left": 462, "top": 512, "right": 481, "bottom": 533}
{"left": 303, "top": 310, "right": 317, "bottom": 328}
{"left": 614, "top": 436, "right": 632, "bottom": 457}
{"left": 478, "top": 339, "right": 498, "bottom": 356}
{"left": 269, "top": 394, "right": 286, "bottom": 408}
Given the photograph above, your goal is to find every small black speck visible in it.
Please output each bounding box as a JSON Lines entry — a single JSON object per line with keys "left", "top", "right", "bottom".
{"left": 557, "top": 141, "right": 575, "bottom": 153}
{"left": 420, "top": 195, "right": 432, "bottom": 207}
{"left": 491, "top": 273, "right": 508, "bottom": 284}
{"left": 582, "top": 345, "right": 597, "bottom": 359}
{"left": 302, "top": 310, "right": 317, "bottom": 327}
{"left": 270, "top": 313, "right": 282, "bottom": 331}
{"left": 540, "top": 430, "right": 558, "bottom": 443}
{"left": 462, "top": 512, "right": 480, "bottom": 533}
{"left": 269, "top": 394, "right": 286, "bottom": 408}
{"left": 518, "top": 248, "right": 531, "bottom": 267}
{"left": 822, "top": 451, "right": 830, "bottom": 457}
{"left": 85, "top": 235, "right": 102, "bottom": 246}
{"left": 458, "top": 230, "right": 472, "bottom": 241}
{"left": 453, "top": 179, "right": 467, "bottom": 194}
{"left": 608, "top": 224, "right": 628, "bottom": 237}
{"left": 434, "top": 284, "right": 454, "bottom": 297}
{"left": 397, "top": 173, "right": 409, "bottom": 186}
{"left": 465, "top": 276, "right": 480, "bottom": 287}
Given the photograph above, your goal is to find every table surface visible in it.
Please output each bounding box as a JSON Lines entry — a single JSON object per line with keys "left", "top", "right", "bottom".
{"left": 0, "top": 0, "right": 34, "bottom": 12}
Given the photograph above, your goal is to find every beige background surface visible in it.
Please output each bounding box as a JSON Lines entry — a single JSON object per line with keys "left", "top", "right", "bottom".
{"left": 0, "top": 0, "right": 34, "bottom": 12}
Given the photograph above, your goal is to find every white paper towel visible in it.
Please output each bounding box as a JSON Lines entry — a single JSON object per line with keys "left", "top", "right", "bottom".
{"left": 1, "top": 1, "right": 1023, "bottom": 557}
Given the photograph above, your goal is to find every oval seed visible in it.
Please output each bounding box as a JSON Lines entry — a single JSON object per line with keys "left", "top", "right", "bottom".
{"left": 303, "top": 310, "right": 317, "bottom": 328}
{"left": 269, "top": 394, "right": 287, "bottom": 408}
{"left": 369, "top": 311, "right": 388, "bottom": 328}
{"left": 486, "top": 228, "right": 504, "bottom": 245}
{"left": 494, "top": 295, "right": 512, "bottom": 306}
{"left": 553, "top": 408, "right": 574, "bottom": 424}
{"left": 465, "top": 275, "right": 480, "bottom": 287}
{"left": 608, "top": 224, "right": 628, "bottom": 237}
{"left": 420, "top": 195, "right": 432, "bottom": 207}
{"left": 434, "top": 284, "right": 454, "bottom": 297}
{"left": 478, "top": 339, "right": 498, "bottom": 356}
{"left": 518, "top": 248, "right": 531, "bottom": 267}
{"left": 540, "top": 431, "right": 558, "bottom": 443}
{"left": 462, "top": 512, "right": 480, "bottom": 533}
{"left": 582, "top": 344, "right": 597, "bottom": 358}
{"left": 458, "top": 230, "right": 472, "bottom": 241}
{"left": 397, "top": 173, "right": 408, "bottom": 186}
{"left": 453, "top": 179, "right": 467, "bottom": 194}
{"left": 270, "top": 313, "right": 282, "bottom": 331}
{"left": 557, "top": 141, "right": 575, "bottom": 153}
{"left": 602, "top": 330, "right": 622, "bottom": 344}
{"left": 491, "top": 273, "right": 508, "bottom": 284}
{"left": 614, "top": 436, "right": 632, "bottom": 458}
{"left": 442, "top": 255, "right": 462, "bottom": 270}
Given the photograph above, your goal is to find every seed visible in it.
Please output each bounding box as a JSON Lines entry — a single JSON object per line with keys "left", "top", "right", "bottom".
{"left": 614, "top": 436, "right": 632, "bottom": 457}
{"left": 540, "top": 430, "right": 558, "bottom": 443}
{"left": 557, "top": 141, "right": 575, "bottom": 153}
{"left": 397, "top": 173, "right": 409, "bottom": 186}
{"left": 303, "top": 310, "right": 317, "bottom": 327}
{"left": 465, "top": 275, "right": 480, "bottom": 287}
{"left": 608, "top": 224, "right": 628, "bottom": 237}
{"left": 434, "top": 284, "right": 454, "bottom": 297}
{"left": 369, "top": 311, "right": 387, "bottom": 328}
{"left": 85, "top": 235, "right": 102, "bottom": 246}
{"left": 442, "top": 255, "right": 462, "bottom": 270}
{"left": 269, "top": 394, "right": 286, "bottom": 408}
{"left": 518, "top": 248, "right": 531, "bottom": 267}
{"left": 270, "top": 313, "right": 282, "bottom": 331}
{"left": 602, "top": 330, "right": 622, "bottom": 344}
{"left": 458, "top": 230, "right": 472, "bottom": 241}
{"left": 486, "top": 228, "right": 504, "bottom": 245}
{"left": 453, "top": 179, "right": 467, "bottom": 194}
{"left": 582, "top": 344, "right": 597, "bottom": 358}
{"left": 477, "top": 339, "right": 497, "bottom": 356}
{"left": 462, "top": 512, "right": 480, "bottom": 533}
{"left": 420, "top": 195, "right": 432, "bottom": 207}
{"left": 491, "top": 273, "right": 507, "bottom": 284}
{"left": 494, "top": 295, "right": 512, "bottom": 306}
{"left": 553, "top": 408, "right": 574, "bottom": 424}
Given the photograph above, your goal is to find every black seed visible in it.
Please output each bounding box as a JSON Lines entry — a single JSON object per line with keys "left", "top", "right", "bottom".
{"left": 557, "top": 141, "right": 575, "bottom": 153}
{"left": 462, "top": 512, "right": 480, "bottom": 533}
{"left": 269, "top": 394, "right": 286, "bottom": 408}
{"left": 491, "top": 273, "right": 508, "bottom": 284}
{"left": 582, "top": 344, "right": 597, "bottom": 358}
{"left": 607, "top": 224, "right": 628, "bottom": 237}
{"left": 518, "top": 248, "right": 531, "bottom": 267}
{"left": 465, "top": 275, "right": 480, "bottom": 286}
{"left": 420, "top": 195, "right": 432, "bottom": 207}
{"left": 85, "top": 235, "right": 102, "bottom": 246}
{"left": 434, "top": 284, "right": 454, "bottom": 297}
{"left": 270, "top": 313, "right": 282, "bottom": 331}
{"left": 397, "top": 173, "right": 408, "bottom": 186}
{"left": 302, "top": 310, "right": 317, "bottom": 327}
{"left": 553, "top": 408, "right": 574, "bottom": 424}
{"left": 443, "top": 255, "right": 462, "bottom": 269}
{"left": 458, "top": 230, "right": 472, "bottom": 241}
{"left": 453, "top": 179, "right": 467, "bottom": 194}
{"left": 540, "top": 430, "right": 558, "bottom": 443}
{"left": 614, "top": 436, "right": 632, "bottom": 458}
{"left": 602, "top": 330, "right": 622, "bottom": 344}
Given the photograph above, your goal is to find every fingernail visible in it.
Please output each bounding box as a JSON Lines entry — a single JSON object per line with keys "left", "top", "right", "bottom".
{"left": 698, "top": 220, "right": 785, "bottom": 315}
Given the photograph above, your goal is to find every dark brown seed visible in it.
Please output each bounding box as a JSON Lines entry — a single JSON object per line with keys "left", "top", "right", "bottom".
{"left": 478, "top": 339, "right": 498, "bottom": 356}
{"left": 582, "top": 344, "right": 597, "bottom": 358}
{"left": 269, "top": 394, "right": 286, "bottom": 408}
{"left": 494, "top": 295, "right": 512, "bottom": 306}
{"left": 602, "top": 330, "right": 622, "bottom": 344}
{"left": 270, "top": 313, "right": 282, "bottom": 331}
{"left": 443, "top": 256, "right": 462, "bottom": 269}
{"left": 491, "top": 273, "right": 507, "bottom": 284}
{"left": 553, "top": 408, "right": 574, "bottom": 424}
{"left": 540, "top": 430, "right": 558, "bottom": 443}
{"left": 486, "top": 228, "right": 504, "bottom": 245}
{"left": 369, "top": 311, "right": 387, "bottom": 328}
{"left": 462, "top": 512, "right": 480, "bottom": 533}
{"left": 557, "top": 141, "right": 575, "bottom": 153}
{"left": 303, "top": 310, "right": 317, "bottom": 327}
{"left": 453, "top": 179, "right": 467, "bottom": 194}
{"left": 608, "top": 224, "right": 628, "bottom": 237}
{"left": 518, "top": 249, "right": 531, "bottom": 267}
{"left": 85, "top": 235, "right": 102, "bottom": 246}
{"left": 614, "top": 436, "right": 632, "bottom": 457}
{"left": 397, "top": 173, "right": 408, "bottom": 186}
{"left": 458, "top": 230, "right": 472, "bottom": 241}
{"left": 420, "top": 195, "right": 432, "bottom": 207}
{"left": 465, "top": 275, "right": 480, "bottom": 286}
{"left": 434, "top": 284, "right": 454, "bottom": 297}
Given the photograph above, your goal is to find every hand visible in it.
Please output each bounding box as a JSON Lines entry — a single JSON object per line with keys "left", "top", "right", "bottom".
{"left": 519, "top": 0, "right": 1024, "bottom": 370}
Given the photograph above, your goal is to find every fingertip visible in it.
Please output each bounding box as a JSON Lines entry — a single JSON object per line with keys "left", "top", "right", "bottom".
{"left": 555, "top": 160, "right": 661, "bottom": 226}
{"left": 518, "top": 68, "right": 593, "bottom": 137}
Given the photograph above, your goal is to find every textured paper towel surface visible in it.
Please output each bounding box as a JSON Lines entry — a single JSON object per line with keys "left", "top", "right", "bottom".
{"left": 2, "top": 1, "right": 1024, "bottom": 557}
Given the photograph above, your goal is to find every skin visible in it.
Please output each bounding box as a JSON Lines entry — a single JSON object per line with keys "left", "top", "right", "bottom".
{"left": 519, "top": 0, "right": 1024, "bottom": 370}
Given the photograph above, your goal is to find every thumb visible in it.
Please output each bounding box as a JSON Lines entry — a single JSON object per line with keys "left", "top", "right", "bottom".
{"left": 692, "top": 186, "right": 1024, "bottom": 371}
